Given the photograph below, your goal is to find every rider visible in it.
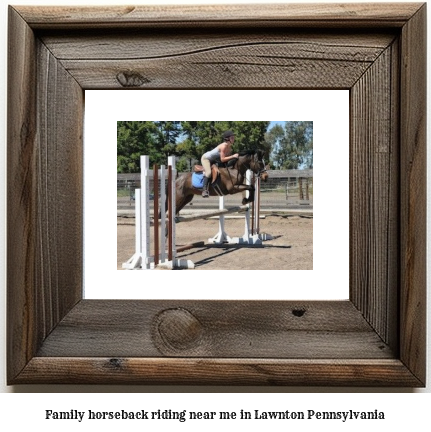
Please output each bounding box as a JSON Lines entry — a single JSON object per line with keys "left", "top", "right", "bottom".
{"left": 200, "top": 130, "right": 239, "bottom": 198}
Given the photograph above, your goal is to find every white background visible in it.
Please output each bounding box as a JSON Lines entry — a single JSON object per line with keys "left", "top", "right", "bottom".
{"left": 84, "top": 90, "right": 349, "bottom": 300}
{"left": 0, "top": 0, "right": 430, "bottom": 426}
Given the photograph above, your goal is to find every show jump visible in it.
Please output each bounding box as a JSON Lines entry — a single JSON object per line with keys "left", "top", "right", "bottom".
{"left": 122, "top": 155, "right": 272, "bottom": 270}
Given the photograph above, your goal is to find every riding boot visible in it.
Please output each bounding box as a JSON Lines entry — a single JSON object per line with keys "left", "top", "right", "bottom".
{"left": 202, "top": 176, "right": 210, "bottom": 198}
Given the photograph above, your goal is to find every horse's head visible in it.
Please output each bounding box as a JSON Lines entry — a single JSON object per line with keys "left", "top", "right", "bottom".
{"left": 251, "top": 150, "right": 269, "bottom": 182}
{"left": 237, "top": 150, "right": 268, "bottom": 181}
{"left": 260, "top": 166, "right": 269, "bottom": 182}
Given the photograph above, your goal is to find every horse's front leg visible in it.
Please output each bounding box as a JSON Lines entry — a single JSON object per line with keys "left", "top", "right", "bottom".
{"left": 232, "top": 184, "right": 255, "bottom": 205}
{"left": 242, "top": 185, "right": 255, "bottom": 205}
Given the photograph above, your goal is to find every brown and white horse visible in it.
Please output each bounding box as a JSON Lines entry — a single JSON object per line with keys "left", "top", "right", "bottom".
{"left": 171, "top": 150, "right": 268, "bottom": 215}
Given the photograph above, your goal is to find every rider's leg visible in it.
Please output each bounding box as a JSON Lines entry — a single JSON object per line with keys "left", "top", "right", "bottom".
{"left": 202, "top": 176, "right": 210, "bottom": 198}
{"left": 201, "top": 155, "right": 212, "bottom": 198}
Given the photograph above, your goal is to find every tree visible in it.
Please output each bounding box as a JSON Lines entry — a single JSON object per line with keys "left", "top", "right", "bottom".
{"left": 265, "top": 124, "right": 285, "bottom": 169}
{"left": 117, "top": 121, "right": 157, "bottom": 172}
{"left": 175, "top": 138, "right": 198, "bottom": 171}
{"left": 268, "top": 121, "right": 313, "bottom": 169}
{"left": 117, "top": 120, "right": 277, "bottom": 172}
{"left": 153, "top": 121, "right": 182, "bottom": 163}
{"left": 226, "top": 121, "right": 270, "bottom": 158}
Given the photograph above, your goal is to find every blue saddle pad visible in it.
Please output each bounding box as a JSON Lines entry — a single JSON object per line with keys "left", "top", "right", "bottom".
{"left": 192, "top": 172, "right": 204, "bottom": 189}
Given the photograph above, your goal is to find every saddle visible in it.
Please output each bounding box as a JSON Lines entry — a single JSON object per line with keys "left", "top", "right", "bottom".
{"left": 193, "top": 164, "right": 219, "bottom": 184}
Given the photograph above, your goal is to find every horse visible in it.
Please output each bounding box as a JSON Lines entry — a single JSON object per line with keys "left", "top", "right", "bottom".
{"left": 170, "top": 149, "right": 269, "bottom": 215}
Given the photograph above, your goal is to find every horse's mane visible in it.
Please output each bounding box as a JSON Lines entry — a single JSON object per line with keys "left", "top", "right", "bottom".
{"left": 238, "top": 149, "right": 262, "bottom": 157}
{"left": 230, "top": 149, "right": 264, "bottom": 171}
{"left": 238, "top": 149, "right": 255, "bottom": 156}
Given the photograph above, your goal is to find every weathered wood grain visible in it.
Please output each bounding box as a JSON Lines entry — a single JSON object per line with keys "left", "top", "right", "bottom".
{"left": 350, "top": 45, "right": 399, "bottom": 347}
{"left": 16, "top": 358, "right": 422, "bottom": 386}
{"left": 399, "top": 3, "right": 427, "bottom": 385}
{"left": 7, "top": 3, "right": 426, "bottom": 386}
{"left": 16, "top": 3, "right": 423, "bottom": 29}
{"left": 35, "top": 40, "right": 84, "bottom": 332}
{"left": 41, "top": 31, "right": 395, "bottom": 60}
{"left": 7, "top": 6, "right": 38, "bottom": 382}
{"left": 36, "top": 300, "right": 393, "bottom": 359}
{"left": 7, "top": 7, "right": 83, "bottom": 382}
{"left": 41, "top": 31, "right": 394, "bottom": 89}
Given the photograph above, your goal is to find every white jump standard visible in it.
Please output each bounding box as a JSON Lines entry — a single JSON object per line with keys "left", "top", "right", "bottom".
{"left": 208, "top": 170, "right": 272, "bottom": 245}
{"left": 122, "top": 155, "right": 193, "bottom": 270}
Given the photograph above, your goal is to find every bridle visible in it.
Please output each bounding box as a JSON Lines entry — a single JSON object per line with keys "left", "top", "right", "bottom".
{"left": 252, "top": 154, "right": 267, "bottom": 179}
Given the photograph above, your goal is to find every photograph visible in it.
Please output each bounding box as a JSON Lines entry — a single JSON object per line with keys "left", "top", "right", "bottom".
{"left": 117, "top": 121, "right": 313, "bottom": 271}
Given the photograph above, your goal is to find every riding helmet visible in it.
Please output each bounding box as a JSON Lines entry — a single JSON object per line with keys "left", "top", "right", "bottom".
{"left": 222, "top": 130, "right": 235, "bottom": 140}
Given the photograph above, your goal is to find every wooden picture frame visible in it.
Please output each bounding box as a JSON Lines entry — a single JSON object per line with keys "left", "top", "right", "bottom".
{"left": 7, "top": 3, "right": 426, "bottom": 386}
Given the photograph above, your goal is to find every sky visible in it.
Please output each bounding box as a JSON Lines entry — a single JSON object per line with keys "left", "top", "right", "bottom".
{"left": 269, "top": 121, "right": 285, "bottom": 129}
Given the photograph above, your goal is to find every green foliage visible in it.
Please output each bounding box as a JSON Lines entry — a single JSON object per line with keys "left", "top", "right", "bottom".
{"left": 117, "top": 121, "right": 157, "bottom": 173}
{"left": 267, "top": 121, "right": 313, "bottom": 169}
{"left": 228, "top": 121, "right": 271, "bottom": 158}
{"left": 117, "top": 120, "right": 311, "bottom": 172}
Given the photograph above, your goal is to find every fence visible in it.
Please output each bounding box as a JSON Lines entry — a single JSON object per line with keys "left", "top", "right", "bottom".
{"left": 118, "top": 170, "right": 313, "bottom": 212}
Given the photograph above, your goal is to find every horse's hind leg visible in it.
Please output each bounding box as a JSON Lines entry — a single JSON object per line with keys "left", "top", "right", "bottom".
{"left": 164, "top": 190, "right": 194, "bottom": 213}
{"left": 176, "top": 194, "right": 194, "bottom": 215}
{"left": 165, "top": 192, "right": 195, "bottom": 216}
{"left": 162, "top": 194, "right": 194, "bottom": 238}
